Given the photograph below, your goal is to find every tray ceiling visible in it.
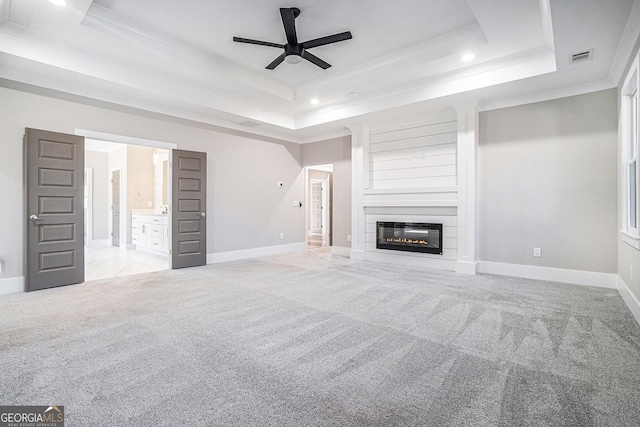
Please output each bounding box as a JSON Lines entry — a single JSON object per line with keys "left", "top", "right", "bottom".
{"left": 0, "top": 0, "right": 637, "bottom": 142}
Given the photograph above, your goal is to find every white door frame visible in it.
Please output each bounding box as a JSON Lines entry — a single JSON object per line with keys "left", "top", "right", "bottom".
{"left": 304, "top": 165, "right": 333, "bottom": 246}
{"left": 109, "top": 166, "right": 123, "bottom": 248}
{"left": 84, "top": 167, "right": 93, "bottom": 245}
{"left": 78, "top": 129, "right": 177, "bottom": 261}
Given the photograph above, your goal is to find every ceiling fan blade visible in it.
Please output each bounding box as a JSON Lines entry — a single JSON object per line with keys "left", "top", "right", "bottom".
{"left": 280, "top": 8, "right": 298, "bottom": 45}
{"left": 233, "top": 37, "right": 283, "bottom": 49}
{"left": 266, "top": 53, "right": 286, "bottom": 70}
{"left": 301, "top": 31, "right": 352, "bottom": 50}
{"left": 303, "top": 51, "right": 331, "bottom": 69}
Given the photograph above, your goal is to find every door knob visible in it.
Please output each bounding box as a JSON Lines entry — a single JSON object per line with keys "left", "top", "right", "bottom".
{"left": 200, "top": 212, "right": 206, "bottom": 218}
{"left": 29, "top": 215, "right": 40, "bottom": 221}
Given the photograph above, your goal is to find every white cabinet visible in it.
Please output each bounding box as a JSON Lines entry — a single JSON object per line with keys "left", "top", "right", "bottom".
{"left": 131, "top": 214, "right": 169, "bottom": 254}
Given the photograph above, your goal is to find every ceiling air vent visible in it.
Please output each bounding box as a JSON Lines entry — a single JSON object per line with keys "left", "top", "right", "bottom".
{"left": 237, "top": 120, "right": 261, "bottom": 128}
{"left": 569, "top": 49, "right": 594, "bottom": 64}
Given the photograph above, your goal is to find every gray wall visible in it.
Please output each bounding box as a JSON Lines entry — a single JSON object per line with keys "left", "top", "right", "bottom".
{"left": 85, "top": 150, "right": 110, "bottom": 240}
{"left": 479, "top": 89, "right": 618, "bottom": 273}
{"left": 301, "top": 136, "right": 352, "bottom": 249}
{"left": 0, "top": 86, "right": 304, "bottom": 280}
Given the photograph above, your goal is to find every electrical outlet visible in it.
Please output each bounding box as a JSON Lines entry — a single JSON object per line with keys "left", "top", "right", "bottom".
{"left": 347, "top": 235, "right": 352, "bottom": 242}
{"left": 279, "top": 233, "right": 284, "bottom": 240}
{"left": 533, "top": 248, "right": 541, "bottom": 258}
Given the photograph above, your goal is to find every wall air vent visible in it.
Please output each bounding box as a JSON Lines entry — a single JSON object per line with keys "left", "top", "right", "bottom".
{"left": 569, "top": 49, "right": 594, "bottom": 64}
{"left": 237, "top": 120, "right": 261, "bottom": 128}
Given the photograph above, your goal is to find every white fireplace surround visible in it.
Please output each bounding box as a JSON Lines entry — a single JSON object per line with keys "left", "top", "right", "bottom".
{"left": 349, "top": 105, "right": 479, "bottom": 274}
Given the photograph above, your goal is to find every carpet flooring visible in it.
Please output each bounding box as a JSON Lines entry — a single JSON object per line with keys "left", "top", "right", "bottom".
{"left": 1, "top": 249, "right": 640, "bottom": 426}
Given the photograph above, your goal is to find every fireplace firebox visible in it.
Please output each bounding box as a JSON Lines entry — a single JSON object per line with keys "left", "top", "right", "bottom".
{"left": 376, "top": 222, "right": 443, "bottom": 254}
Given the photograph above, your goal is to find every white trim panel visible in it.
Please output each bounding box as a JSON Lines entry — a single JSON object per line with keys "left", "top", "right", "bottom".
{"left": 479, "top": 261, "right": 617, "bottom": 289}
{"left": 456, "top": 261, "right": 479, "bottom": 275}
{"left": 617, "top": 275, "right": 640, "bottom": 325}
{"left": 621, "top": 230, "right": 640, "bottom": 250}
{"left": 0, "top": 277, "right": 24, "bottom": 295}
{"left": 366, "top": 251, "right": 455, "bottom": 271}
{"left": 207, "top": 242, "right": 307, "bottom": 264}
{"left": 331, "top": 246, "right": 352, "bottom": 257}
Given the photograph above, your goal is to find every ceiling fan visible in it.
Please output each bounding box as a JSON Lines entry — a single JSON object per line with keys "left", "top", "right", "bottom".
{"left": 233, "top": 7, "right": 353, "bottom": 70}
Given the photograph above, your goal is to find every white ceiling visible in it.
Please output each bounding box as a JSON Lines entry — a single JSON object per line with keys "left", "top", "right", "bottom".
{"left": 0, "top": 0, "right": 638, "bottom": 143}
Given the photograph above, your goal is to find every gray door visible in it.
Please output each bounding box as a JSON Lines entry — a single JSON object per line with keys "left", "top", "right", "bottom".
{"left": 111, "top": 170, "right": 120, "bottom": 247}
{"left": 25, "top": 128, "right": 85, "bottom": 291}
{"left": 172, "top": 149, "right": 206, "bottom": 269}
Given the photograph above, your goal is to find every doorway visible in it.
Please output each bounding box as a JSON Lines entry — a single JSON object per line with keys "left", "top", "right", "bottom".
{"left": 84, "top": 139, "right": 172, "bottom": 281}
{"left": 306, "top": 164, "right": 333, "bottom": 249}
{"left": 25, "top": 128, "right": 207, "bottom": 291}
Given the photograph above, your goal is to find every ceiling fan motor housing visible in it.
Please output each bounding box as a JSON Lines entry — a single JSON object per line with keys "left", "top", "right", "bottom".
{"left": 285, "top": 43, "right": 304, "bottom": 59}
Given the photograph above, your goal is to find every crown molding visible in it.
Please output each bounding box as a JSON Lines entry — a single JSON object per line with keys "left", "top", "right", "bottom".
{"left": 478, "top": 78, "right": 616, "bottom": 112}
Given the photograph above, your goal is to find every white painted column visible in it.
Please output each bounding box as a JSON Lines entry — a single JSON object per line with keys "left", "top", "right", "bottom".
{"left": 455, "top": 103, "right": 480, "bottom": 275}
{"left": 348, "top": 123, "right": 369, "bottom": 260}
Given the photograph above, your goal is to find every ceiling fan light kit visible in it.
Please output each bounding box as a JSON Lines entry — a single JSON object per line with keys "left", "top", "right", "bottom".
{"left": 233, "top": 7, "right": 352, "bottom": 70}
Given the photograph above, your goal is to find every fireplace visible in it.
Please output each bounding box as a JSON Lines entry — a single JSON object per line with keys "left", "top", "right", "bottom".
{"left": 376, "top": 222, "right": 443, "bottom": 254}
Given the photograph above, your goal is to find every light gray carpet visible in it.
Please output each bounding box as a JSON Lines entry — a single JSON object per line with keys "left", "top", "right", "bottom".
{"left": 1, "top": 249, "right": 640, "bottom": 426}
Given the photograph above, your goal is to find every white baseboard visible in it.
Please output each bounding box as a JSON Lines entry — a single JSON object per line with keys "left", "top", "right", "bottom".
{"left": 350, "top": 249, "right": 366, "bottom": 261}
{"left": 456, "top": 261, "right": 479, "bottom": 275}
{"left": 617, "top": 276, "right": 640, "bottom": 325}
{"left": 0, "top": 277, "right": 24, "bottom": 295}
{"left": 207, "top": 242, "right": 307, "bottom": 264}
{"left": 479, "top": 261, "right": 617, "bottom": 289}
{"left": 330, "top": 246, "right": 351, "bottom": 257}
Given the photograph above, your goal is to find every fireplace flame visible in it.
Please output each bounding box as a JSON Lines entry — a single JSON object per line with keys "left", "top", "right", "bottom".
{"left": 386, "top": 237, "right": 430, "bottom": 245}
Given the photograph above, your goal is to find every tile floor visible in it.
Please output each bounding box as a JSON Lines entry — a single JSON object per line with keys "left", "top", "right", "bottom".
{"left": 85, "top": 239, "right": 169, "bottom": 282}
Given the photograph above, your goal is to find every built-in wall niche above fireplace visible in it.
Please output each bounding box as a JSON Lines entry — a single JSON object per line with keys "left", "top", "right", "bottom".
{"left": 376, "top": 222, "right": 443, "bottom": 255}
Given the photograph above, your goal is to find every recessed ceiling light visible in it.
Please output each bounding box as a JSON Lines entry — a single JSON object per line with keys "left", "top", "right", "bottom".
{"left": 461, "top": 53, "right": 475, "bottom": 62}
{"left": 48, "top": 0, "right": 67, "bottom": 5}
{"left": 310, "top": 98, "right": 320, "bottom": 105}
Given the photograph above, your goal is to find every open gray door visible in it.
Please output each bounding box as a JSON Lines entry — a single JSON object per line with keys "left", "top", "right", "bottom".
{"left": 172, "top": 149, "right": 206, "bottom": 268}
{"left": 25, "top": 128, "right": 85, "bottom": 291}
